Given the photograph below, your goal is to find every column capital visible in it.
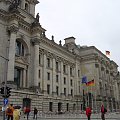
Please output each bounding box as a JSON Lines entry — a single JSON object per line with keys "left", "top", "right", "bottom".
{"left": 31, "top": 38, "right": 40, "bottom": 45}
{"left": 7, "top": 25, "right": 19, "bottom": 34}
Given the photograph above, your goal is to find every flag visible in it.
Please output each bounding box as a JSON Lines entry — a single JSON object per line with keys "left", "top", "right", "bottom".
{"left": 86, "top": 79, "right": 95, "bottom": 86}
{"left": 106, "top": 51, "right": 110, "bottom": 56}
{"left": 82, "top": 76, "right": 87, "bottom": 83}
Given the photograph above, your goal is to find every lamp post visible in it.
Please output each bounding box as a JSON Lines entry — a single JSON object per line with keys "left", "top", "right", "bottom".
{"left": 83, "top": 89, "right": 86, "bottom": 111}
{"left": 0, "top": 42, "right": 9, "bottom": 120}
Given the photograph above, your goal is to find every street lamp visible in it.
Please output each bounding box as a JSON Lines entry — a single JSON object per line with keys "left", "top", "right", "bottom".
{"left": 0, "top": 44, "right": 9, "bottom": 120}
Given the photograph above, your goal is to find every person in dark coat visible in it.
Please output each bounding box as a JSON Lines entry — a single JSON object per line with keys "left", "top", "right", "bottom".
{"left": 101, "top": 105, "right": 107, "bottom": 120}
{"left": 33, "top": 107, "right": 38, "bottom": 119}
{"left": 86, "top": 106, "right": 92, "bottom": 120}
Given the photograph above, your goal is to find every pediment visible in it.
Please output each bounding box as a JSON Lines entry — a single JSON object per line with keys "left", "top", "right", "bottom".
{"left": 15, "top": 56, "right": 28, "bottom": 65}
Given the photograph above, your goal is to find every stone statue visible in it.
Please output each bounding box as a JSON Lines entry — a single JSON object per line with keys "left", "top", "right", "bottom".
{"left": 9, "top": 0, "right": 21, "bottom": 12}
{"left": 59, "top": 40, "right": 62, "bottom": 45}
{"left": 36, "top": 13, "right": 40, "bottom": 22}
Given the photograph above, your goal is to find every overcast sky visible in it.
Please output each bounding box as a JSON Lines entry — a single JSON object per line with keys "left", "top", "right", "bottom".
{"left": 36, "top": 0, "right": 120, "bottom": 71}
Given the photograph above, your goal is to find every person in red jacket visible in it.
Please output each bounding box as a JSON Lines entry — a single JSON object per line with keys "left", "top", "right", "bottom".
{"left": 25, "top": 107, "right": 30, "bottom": 120}
{"left": 86, "top": 106, "right": 92, "bottom": 120}
{"left": 101, "top": 105, "right": 107, "bottom": 120}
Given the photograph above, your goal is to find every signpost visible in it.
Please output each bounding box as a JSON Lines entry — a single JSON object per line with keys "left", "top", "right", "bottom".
{"left": 3, "top": 98, "right": 8, "bottom": 105}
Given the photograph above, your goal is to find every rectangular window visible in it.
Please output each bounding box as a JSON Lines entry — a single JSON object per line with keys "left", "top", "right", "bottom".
{"left": 70, "top": 79, "right": 73, "bottom": 86}
{"left": 47, "top": 58, "right": 50, "bottom": 68}
{"left": 56, "top": 62, "right": 59, "bottom": 71}
{"left": 66, "top": 103, "right": 69, "bottom": 111}
{"left": 56, "top": 75, "right": 59, "bottom": 83}
{"left": 70, "top": 67, "right": 72, "bottom": 76}
{"left": 38, "top": 82, "right": 40, "bottom": 87}
{"left": 71, "top": 89, "right": 73, "bottom": 96}
{"left": 56, "top": 86, "right": 59, "bottom": 95}
{"left": 64, "top": 77, "right": 66, "bottom": 84}
{"left": 63, "top": 65, "right": 66, "bottom": 73}
{"left": 47, "top": 72, "right": 50, "bottom": 80}
{"left": 47, "top": 84, "right": 50, "bottom": 94}
{"left": 39, "top": 54, "right": 41, "bottom": 65}
{"left": 49, "top": 102, "right": 53, "bottom": 111}
{"left": 64, "top": 88, "right": 66, "bottom": 96}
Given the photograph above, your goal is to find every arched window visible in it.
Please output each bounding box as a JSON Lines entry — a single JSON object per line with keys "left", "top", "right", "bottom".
{"left": 15, "top": 40, "right": 24, "bottom": 56}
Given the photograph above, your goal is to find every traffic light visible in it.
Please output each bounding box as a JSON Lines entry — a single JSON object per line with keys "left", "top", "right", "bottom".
{"left": 0, "top": 87, "right": 4, "bottom": 94}
{"left": 6, "top": 86, "right": 12, "bottom": 98}
{"left": 0, "top": 87, "right": 5, "bottom": 98}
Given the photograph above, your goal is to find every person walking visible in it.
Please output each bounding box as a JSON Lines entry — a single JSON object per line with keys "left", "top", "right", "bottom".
{"left": 25, "top": 107, "right": 30, "bottom": 120}
{"left": 13, "top": 106, "right": 21, "bottom": 120}
{"left": 86, "top": 106, "right": 92, "bottom": 120}
{"left": 33, "top": 107, "right": 38, "bottom": 119}
{"left": 6, "top": 104, "right": 14, "bottom": 120}
{"left": 101, "top": 105, "right": 107, "bottom": 120}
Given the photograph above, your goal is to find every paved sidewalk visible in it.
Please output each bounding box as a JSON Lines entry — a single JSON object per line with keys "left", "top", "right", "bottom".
{"left": 0, "top": 112, "right": 120, "bottom": 120}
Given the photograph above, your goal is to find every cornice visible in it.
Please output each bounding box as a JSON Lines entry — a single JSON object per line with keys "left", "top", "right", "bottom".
{"left": 30, "top": 0, "right": 39, "bottom": 4}
{"left": 19, "top": 20, "right": 46, "bottom": 34}
{"left": 18, "top": 21, "right": 31, "bottom": 32}
{"left": 39, "top": 48, "right": 75, "bottom": 67}
{"left": 7, "top": 12, "right": 25, "bottom": 21}
{"left": 40, "top": 38, "right": 76, "bottom": 59}
{"left": 81, "top": 53, "right": 96, "bottom": 62}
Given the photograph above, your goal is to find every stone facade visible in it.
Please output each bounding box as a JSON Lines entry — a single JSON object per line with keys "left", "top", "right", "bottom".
{"left": 0, "top": 0, "right": 120, "bottom": 113}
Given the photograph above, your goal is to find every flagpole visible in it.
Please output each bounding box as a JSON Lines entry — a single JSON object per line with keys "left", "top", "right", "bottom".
{"left": 91, "top": 84, "right": 93, "bottom": 109}
{"left": 87, "top": 86, "right": 89, "bottom": 106}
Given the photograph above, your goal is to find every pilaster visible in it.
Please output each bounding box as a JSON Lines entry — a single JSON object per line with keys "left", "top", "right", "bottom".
{"left": 75, "top": 62, "right": 79, "bottom": 95}
{"left": 68, "top": 65, "right": 70, "bottom": 95}
{"left": 60, "top": 61, "right": 63, "bottom": 96}
{"left": 43, "top": 53, "right": 47, "bottom": 94}
{"left": 52, "top": 57, "right": 56, "bottom": 96}
{"left": 7, "top": 25, "right": 19, "bottom": 83}
{"left": 32, "top": 38, "right": 40, "bottom": 87}
{"left": 23, "top": 69, "right": 27, "bottom": 88}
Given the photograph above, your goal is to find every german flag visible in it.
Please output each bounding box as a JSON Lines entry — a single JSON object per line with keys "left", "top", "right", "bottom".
{"left": 86, "top": 79, "right": 95, "bottom": 86}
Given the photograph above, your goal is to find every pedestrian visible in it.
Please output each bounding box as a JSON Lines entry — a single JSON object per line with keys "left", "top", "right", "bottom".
{"left": 6, "top": 104, "right": 14, "bottom": 120}
{"left": 101, "top": 105, "right": 107, "bottom": 120}
{"left": 13, "top": 106, "right": 21, "bottom": 120}
{"left": 86, "top": 106, "right": 92, "bottom": 120}
{"left": 33, "top": 107, "right": 38, "bottom": 119}
{"left": 25, "top": 107, "right": 30, "bottom": 120}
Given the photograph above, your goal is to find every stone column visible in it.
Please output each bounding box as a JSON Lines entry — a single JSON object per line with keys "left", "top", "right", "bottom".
{"left": 52, "top": 57, "right": 56, "bottom": 96}
{"left": 23, "top": 69, "right": 27, "bottom": 88}
{"left": 21, "top": 0, "right": 25, "bottom": 9}
{"left": 33, "top": 39, "right": 40, "bottom": 87}
{"left": 7, "top": 26, "right": 18, "bottom": 83}
{"left": 75, "top": 62, "right": 79, "bottom": 95}
{"left": 68, "top": 65, "right": 70, "bottom": 96}
{"left": 60, "top": 61, "right": 63, "bottom": 96}
{"left": 42, "top": 53, "right": 47, "bottom": 93}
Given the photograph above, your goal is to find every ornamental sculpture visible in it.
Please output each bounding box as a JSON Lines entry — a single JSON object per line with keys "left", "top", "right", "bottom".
{"left": 9, "top": 0, "right": 21, "bottom": 12}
